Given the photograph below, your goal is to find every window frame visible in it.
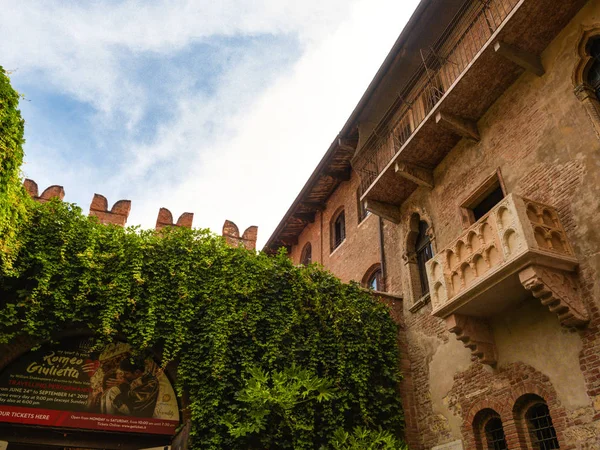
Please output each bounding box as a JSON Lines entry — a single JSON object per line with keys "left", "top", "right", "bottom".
{"left": 459, "top": 169, "right": 507, "bottom": 228}
{"left": 415, "top": 220, "right": 433, "bottom": 296}
{"left": 356, "top": 188, "right": 370, "bottom": 224}
{"left": 526, "top": 403, "right": 560, "bottom": 449}
{"left": 330, "top": 208, "right": 346, "bottom": 252}
{"left": 300, "top": 242, "right": 312, "bottom": 265}
{"left": 362, "top": 264, "right": 384, "bottom": 292}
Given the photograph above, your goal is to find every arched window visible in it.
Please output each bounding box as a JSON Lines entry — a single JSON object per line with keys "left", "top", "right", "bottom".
{"left": 587, "top": 36, "right": 600, "bottom": 100}
{"left": 331, "top": 209, "right": 346, "bottom": 251}
{"left": 405, "top": 213, "right": 435, "bottom": 310}
{"left": 513, "top": 394, "right": 560, "bottom": 450}
{"left": 484, "top": 417, "right": 508, "bottom": 450}
{"left": 300, "top": 242, "right": 312, "bottom": 265}
{"left": 473, "top": 408, "right": 508, "bottom": 450}
{"left": 416, "top": 220, "right": 433, "bottom": 295}
{"left": 526, "top": 403, "right": 559, "bottom": 449}
{"left": 573, "top": 28, "right": 600, "bottom": 138}
{"left": 362, "top": 264, "right": 384, "bottom": 291}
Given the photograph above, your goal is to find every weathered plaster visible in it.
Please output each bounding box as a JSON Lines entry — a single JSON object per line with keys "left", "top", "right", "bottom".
{"left": 493, "top": 299, "right": 588, "bottom": 409}
{"left": 429, "top": 334, "right": 473, "bottom": 438}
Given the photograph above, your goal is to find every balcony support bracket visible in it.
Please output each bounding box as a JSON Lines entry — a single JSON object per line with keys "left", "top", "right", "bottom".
{"left": 494, "top": 41, "right": 545, "bottom": 77}
{"left": 365, "top": 199, "right": 401, "bottom": 224}
{"left": 519, "top": 265, "right": 589, "bottom": 327}
{"left": 446, "top": 314, "right": 497, "bottom": 366}
{"left": 395, "top": 162, "right": 434, "bottom": 188}
{"left": 435, "top": 112, "right": 480, "bottom": 141}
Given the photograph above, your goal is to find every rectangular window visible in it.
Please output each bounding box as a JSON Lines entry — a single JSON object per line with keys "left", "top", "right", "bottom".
{"left": 459, "top": 169, "right": 506, "bottom": 227}
{"left": 357, "top": 188, "right": 370, "bottom": 223}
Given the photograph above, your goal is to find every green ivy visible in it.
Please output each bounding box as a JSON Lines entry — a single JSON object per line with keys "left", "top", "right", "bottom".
{"left": 0, "top": 200, "right": 404, "bottom": 448}
{"left": 0, "top": 71, "right": 404, "bottom": 449}
{"left": 0, "top": 66, "right": 31, "bottom": 271}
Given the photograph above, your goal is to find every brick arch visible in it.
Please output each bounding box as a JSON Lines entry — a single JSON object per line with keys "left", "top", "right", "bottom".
{"left": 361, "top": 262, "right": 383, "bottom": 290}
{"left": 0, "top": 329, "right": 95, "bottom": 372}
{"left": 510, "top": 390, "right": 568, "bottom": 450}
{"left": 465, "top": 397, "right": 511, "bottom": 426}
{"left": 468, "top": 407, "right": 508, "bottom": 450}
{"left": 448, "top": 362, "right": 567, "bottom": 450}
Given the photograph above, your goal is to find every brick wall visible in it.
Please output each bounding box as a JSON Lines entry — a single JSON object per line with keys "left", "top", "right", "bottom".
{"left": 285, "top": 1, "right": 600, "bottom": 448}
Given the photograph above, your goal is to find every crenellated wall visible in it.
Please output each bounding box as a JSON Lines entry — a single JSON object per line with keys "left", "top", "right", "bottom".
{"left": 23, "top": 178, "right": 257, "bottom": 249}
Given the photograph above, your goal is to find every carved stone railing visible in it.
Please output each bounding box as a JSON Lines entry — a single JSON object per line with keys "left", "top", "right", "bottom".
{"left": 426, "top": 194, "right": 588, "bottom": 365}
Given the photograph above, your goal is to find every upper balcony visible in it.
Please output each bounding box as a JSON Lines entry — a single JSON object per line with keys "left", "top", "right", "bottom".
{"left": 424, "top": 194, "right": 588, "bottom": 364}
{"left": 353, "top": 0, "right": 586, "bottom": 216}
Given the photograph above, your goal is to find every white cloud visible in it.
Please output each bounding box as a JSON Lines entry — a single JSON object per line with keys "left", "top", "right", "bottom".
{"left": 3, "top": 0, "right": 420, "bottom": 248}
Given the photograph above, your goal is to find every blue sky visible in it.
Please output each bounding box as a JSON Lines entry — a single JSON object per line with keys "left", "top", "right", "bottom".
{"left": 2, "top": 0, "right": 419, "bottom": 247}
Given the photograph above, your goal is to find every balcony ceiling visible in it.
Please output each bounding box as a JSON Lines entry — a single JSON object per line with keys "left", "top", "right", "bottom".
{"left": 361, "top": 0, "right": 587, "bottom": 207}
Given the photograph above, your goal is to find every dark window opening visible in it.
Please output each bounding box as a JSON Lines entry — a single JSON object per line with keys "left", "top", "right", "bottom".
{"left": 527, "top": 403, "right": 560, "bottom": 449}
{"left": 472, "top": 184, "right": 505, "bottom": 221}
{"left": 588, "top": 36, "right": 600, "bottom": 100}
{"left": 300, "top": 243, "right": 312, "bottom": 265}
{"left": 332, "top": 211, "right": 346, "bottom": 250}
{"left": 485, "top": 417, "right": 508, "bottom": 450}
{"left": 416, "top": 220, "right": 433, "bottom": 295}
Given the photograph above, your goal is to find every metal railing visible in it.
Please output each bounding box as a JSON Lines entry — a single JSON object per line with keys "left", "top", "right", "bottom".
{"left": 355, "top": 0, "right": 520, "bottom": 194}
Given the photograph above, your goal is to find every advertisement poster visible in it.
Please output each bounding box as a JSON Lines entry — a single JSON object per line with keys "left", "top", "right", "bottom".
{"left": 0, "top": 338, "right": 179, "bottom": 435}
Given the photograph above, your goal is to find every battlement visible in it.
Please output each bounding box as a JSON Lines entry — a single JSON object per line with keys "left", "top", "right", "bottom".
{"left": 23, "top": 179, "right": 65, "bottom": 203}
{"left": 156, "top": 207, "right": 194, "bottom": 231}
{"left": 23, "top": 179, "right": 257, "bottom": 249}
{"left": 222, "top": 220, "right": 258, "bottom": 251}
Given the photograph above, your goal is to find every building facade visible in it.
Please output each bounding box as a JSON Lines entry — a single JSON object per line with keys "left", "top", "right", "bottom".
{"left": 265, "top": 0, "right": 600, "bottom": 448}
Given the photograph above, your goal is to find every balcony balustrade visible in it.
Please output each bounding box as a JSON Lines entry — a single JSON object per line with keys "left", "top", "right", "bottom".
{"left": 425, "top": 194, "right": 587, "bottom": 365}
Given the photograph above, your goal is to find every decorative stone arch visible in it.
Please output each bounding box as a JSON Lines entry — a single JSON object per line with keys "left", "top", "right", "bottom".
{"left": 0, "top": 330, "right": 187, "bottom": 449}
{"left": 402, "top": 209, "right": 436, "bottom": 311}
{"left": 572, "top": 24, "right": 600, "bottom": 139}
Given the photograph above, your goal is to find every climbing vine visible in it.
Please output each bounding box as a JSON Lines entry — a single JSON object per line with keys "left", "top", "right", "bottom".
{"left": 0, "top": 66, "right": 31, "bottom": 271}
{"left": 0, "top": 70, "right": 404, "bottom": 449}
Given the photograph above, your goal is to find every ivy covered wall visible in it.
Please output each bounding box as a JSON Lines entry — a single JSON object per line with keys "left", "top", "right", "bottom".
{"left": 0, "top": 66, "right": 404, "bottom": 450}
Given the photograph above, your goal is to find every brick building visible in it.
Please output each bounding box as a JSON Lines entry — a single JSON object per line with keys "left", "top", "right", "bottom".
{"left": 265, "top": 0, "right": 600, "bottom": 448}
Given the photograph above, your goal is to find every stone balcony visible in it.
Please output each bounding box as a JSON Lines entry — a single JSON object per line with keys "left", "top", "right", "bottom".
{"left": 425, "top": 194, "right": 588, "bottom": 365}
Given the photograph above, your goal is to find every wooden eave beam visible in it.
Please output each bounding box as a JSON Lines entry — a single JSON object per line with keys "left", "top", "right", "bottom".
{"left": 279, "top": 236, "right": 299, "bottom": 246}
{"left": 338, "top": 137, "right": 358, "bottom": 153}
{"left": 300, "top": 201, "right": 325, "bottom": 212}
{"left": 365, "top": 199, "right": 401, "bottom": 224}
{"left": 293, "top": 212, "right": 316, "bottom": 223}
{"left": 435, "top": 111, "right": 480, "bottom": 141}
{"left": 323, "top": 167, "right": 352, "bottom": 181}
{"left": 395, "top": 162, "right": 433, "bottom": 188}
{"left": 494, "top": 41, "right": 545, "bottom": 77}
